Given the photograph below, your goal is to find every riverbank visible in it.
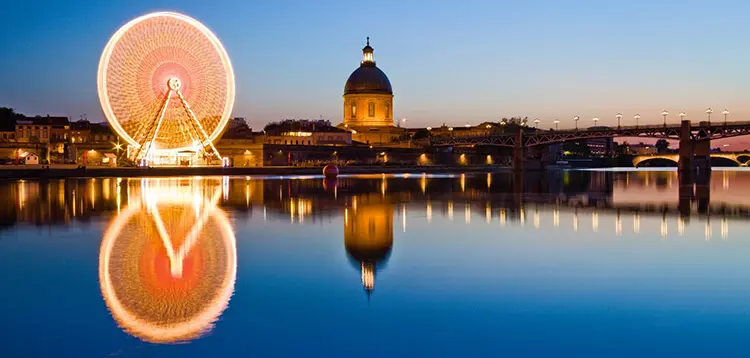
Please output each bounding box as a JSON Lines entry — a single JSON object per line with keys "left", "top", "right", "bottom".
{"left": 0, "top": 165, "right": 509, "bottom": 179}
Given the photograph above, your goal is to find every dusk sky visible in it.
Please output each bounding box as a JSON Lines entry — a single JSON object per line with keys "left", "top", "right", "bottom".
{"left": 1, "top": 0, "right": 749, "bottom": 145}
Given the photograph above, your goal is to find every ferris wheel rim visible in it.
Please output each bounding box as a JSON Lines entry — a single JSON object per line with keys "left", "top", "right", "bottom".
{"left": 96, "top": 11, "right": 236, "bottom": 152}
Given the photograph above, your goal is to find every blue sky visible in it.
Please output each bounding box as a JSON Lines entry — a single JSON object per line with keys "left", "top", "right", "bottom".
{"left": 1, "top": 0, "right": 749, "bottom": 132}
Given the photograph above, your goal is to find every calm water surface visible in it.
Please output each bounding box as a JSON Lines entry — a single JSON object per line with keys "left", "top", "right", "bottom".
{"left": 2, "top": 169, "right": 750, "bottom": 357}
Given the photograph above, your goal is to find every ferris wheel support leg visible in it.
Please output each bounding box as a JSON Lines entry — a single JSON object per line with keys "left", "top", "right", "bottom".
{"left": 175, "top": 90, "right": 223, "bottom": 161}
{"left": 144, "top": 90, "right": 172, "bottom": 160}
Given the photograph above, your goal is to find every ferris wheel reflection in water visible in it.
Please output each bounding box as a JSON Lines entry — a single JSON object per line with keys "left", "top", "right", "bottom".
{"left": 98, "top": 177, "right": 237, "bottom": 344}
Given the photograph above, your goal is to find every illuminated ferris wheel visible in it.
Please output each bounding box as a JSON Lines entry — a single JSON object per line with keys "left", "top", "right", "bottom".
{"left": 97, "top": 12, "right": 235, "bottom": 165}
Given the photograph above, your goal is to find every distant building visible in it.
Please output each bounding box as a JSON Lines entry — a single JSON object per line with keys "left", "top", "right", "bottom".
{"left": 15, "top": 116, "right": 52, "bottom": 144}
{"left": 338, "top": 38, "right": 406, "bottom": 145}
{"left": 264, "top": 119, "right": 351, "bottom": 146}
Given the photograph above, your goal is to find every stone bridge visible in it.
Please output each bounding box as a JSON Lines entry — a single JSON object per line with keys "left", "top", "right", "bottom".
{"left": 633, "top": 153, "right": 750, "bottom": 167}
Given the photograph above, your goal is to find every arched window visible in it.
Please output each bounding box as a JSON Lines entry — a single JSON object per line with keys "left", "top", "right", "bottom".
{"left": 351, "top": 103, "right": 357, "bottom": 118}
{"left": 368, "top": 102, "right": 375, "bottom": 117}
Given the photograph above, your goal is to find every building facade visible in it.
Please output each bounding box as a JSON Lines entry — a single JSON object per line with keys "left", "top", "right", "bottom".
{"left": 339, "top": 38, "right": 406, "bottom": 145}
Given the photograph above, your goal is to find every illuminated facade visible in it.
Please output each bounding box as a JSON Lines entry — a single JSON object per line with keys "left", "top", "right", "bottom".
{"left": 97, "top": 12, "right": 235, "bottom": 166}
{"left": 340, "top": 38, "right": 406, "bottom": 145}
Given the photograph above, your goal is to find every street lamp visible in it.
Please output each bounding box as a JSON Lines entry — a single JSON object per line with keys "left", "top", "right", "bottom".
{"left": 706, "top": 108, "right": 712, "bottom": 125}
{"left": 534, "top": 118, "right": 540, "bottom": 128}
{"left": 593, "top": 117, "right": 599, "bottom": 126}
{"left": 679, "top": 112, "right": 686, "bottom": 122}
{"left": 574, "top": 115, "right": 580, "bottom": 130}
{"left": 426, "top": 126, "right": 432, "bottom": 131}
{"left": 661, "top": 110, "right": 669, "bottom": 126}
{"left": 722, "top": 109, "right": 730, "bottom": 126}
{"left": 553, "top": 119, "right": 560, "bottom": 130}
{"left": 634, "top": 114, "right": 641, "bottom": 128}
{"left": 616, "top": 113, "right": 622, "bottom": 128}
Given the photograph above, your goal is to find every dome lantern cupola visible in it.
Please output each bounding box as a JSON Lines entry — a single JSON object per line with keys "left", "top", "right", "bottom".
{"left": 362, "top": 37, "right": 375, "bottom": 65}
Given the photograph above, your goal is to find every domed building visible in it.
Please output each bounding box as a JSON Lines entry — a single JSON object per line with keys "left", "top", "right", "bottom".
{"left": 339, "top": 38, "right": 406, "bottom": 145}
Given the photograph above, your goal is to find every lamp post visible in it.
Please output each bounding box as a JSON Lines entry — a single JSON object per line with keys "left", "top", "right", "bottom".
{"left": 661, "top": 110, "right": 669, "bottom": 126}
{"left": 534, "top": 118, "right": 540, "bottom": 128}
{"left": 679, "top": 112, "right": 686, "bottom": 122}
{"left": 574, "top": 115, "right": 580, "bottom": 130}
{"left": 616, "top": 113, "right": 622, "bottom": 129}
{"left": 553, "top": 119, "right": 560, "bottom": 130}
{"left": 500, "top": 120, "right": 506, "bottom": 133}
{"left": 706, "top": 108, "right": 712, "bottom": 125}
{"left": 634, "top": 114, "right": 641, "bottom": 128}
{"left": 593, "top": 117, "right": 599, "bottom": 126}
{"left": 722, "top": 109, "right": 730, "bottom": 126}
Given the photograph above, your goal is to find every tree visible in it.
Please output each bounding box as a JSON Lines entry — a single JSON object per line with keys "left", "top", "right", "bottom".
{"left": 655, "top": 139, "right": 670, "bottom": 154}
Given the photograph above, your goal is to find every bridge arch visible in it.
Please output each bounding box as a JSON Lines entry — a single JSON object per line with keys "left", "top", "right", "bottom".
{"left": 632, "top": 155, "right": 678, "bottom": 168}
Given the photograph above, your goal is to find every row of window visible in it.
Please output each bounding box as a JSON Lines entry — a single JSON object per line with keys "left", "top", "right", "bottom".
{"left": 268, "top": 135, "right": 348, "bottom": 145}
{"left": 349, "top": 102, "right": 391, "bottom": 119}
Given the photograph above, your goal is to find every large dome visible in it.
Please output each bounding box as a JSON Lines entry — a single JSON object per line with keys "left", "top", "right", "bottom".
{"left": 344, "top": 38, "right": 392, "bottom": 95}
{"left": 344, "top": 63, "right": 393, "bottom": 95}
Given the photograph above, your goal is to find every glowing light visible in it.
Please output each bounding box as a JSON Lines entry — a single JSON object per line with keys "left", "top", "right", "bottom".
{"left": 98, "top": 12, "right": 235, "bottom": 162}
{"left": 281, "top": 131, "right": 312, "bottom": 137}
{"left": 99, "top": 178, "right": 236, "bottom": 343}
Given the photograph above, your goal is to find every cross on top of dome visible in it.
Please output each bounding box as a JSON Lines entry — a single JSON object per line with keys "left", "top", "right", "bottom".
{"left": 362, "top": 37, "right": 374, "bottom": 64}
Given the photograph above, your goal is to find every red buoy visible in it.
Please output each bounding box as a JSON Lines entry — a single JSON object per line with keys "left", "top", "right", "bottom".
{"left": 323, "top": 164, "right": 339, "bottom": 179}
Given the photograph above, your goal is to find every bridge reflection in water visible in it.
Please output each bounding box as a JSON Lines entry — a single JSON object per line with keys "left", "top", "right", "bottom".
{"left": 98, "top": 178, "right": 237, "bottom": 344}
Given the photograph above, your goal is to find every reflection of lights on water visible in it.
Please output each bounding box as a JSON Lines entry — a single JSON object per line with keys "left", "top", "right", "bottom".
{"left": 288, "top": 198, "right": 312, "bottom": 223}
{"left": 361, "top": 262, "right": 374, "bottom": 291}
{"left": 534, "top": 209, "right": 540, "bottom": 229}
{"left": 486, "top": 202, "right": 491, "bottom": 224}
{"left": 448, "top": 200, "right": 454, "bottom": 221}
{"left": 553, "top": 208, "right": 559, "bottom": 227}
{"left": 116, "top": 178, "right": 122, "bottom": 213}
{"left": 421, "top": 174, "right": 427, "bottom": 194}
{"left": 460, "top": 174, "right": 465, "bottom": 192}
{"left": 705, "top": 220, "right": 712, "bottom": 240}
{"left": 678, "top": 217, "right": 685, "bottom": 236}
{"left": 573, "top": 211, "right": 579, "bottom": 232}
{"left": 615, "top": 212, "right": 622, "bottom": 235}
{"left": 661, "top": 216, "right": 668, "bottom": 239}
{"left": 344, "top": 208, "right": 348, "bottom": 226}
{"left": 723, "top": 171, "right": 730, "bottom": 190}
{"left": 426, "top": 201, "right": 432, "bottom": 223}
{"left": 402, "top": 204, "right": 407, "bottom": 232}
{"left": 263, "top": 205, "right": 267, "bottom": 221}
{"left": 465, "top": 203, "right": 471, "bottom": 224}
{"left": 520, "top": 209, "right": 525, "bottom": 225}
{"left": 592, "top": 211, "right": 599, "bottom": 232}
{"left": 634, "top": 213, "right": 640, "bottom": 233}
{"left": 721, "top": 217, "right": 728, "bottom": 240}
{"left": 500, "top": 208, "right": 506, "bottom": 226}
{"left": 99, "top": 178, "right": 237, "bottom": 344}
{"left": 486, "top": 173, "right": 492, "bottom": 189}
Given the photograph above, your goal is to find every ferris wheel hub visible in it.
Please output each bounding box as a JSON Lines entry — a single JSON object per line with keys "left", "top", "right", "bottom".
{"left": 168, "top": 77, "right": 181, "bottom": 90}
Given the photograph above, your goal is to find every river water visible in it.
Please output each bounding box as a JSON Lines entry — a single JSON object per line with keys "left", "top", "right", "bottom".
{"left": 2, "top": 169, "right": 750, "bottom": 357}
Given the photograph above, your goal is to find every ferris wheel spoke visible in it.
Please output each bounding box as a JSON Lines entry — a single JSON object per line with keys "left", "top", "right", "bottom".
{"left": 132, "top": 89, "right": 172, "bottom": 161}
{"left": 175, "top": 90, "right": 222, "bottom": 161}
